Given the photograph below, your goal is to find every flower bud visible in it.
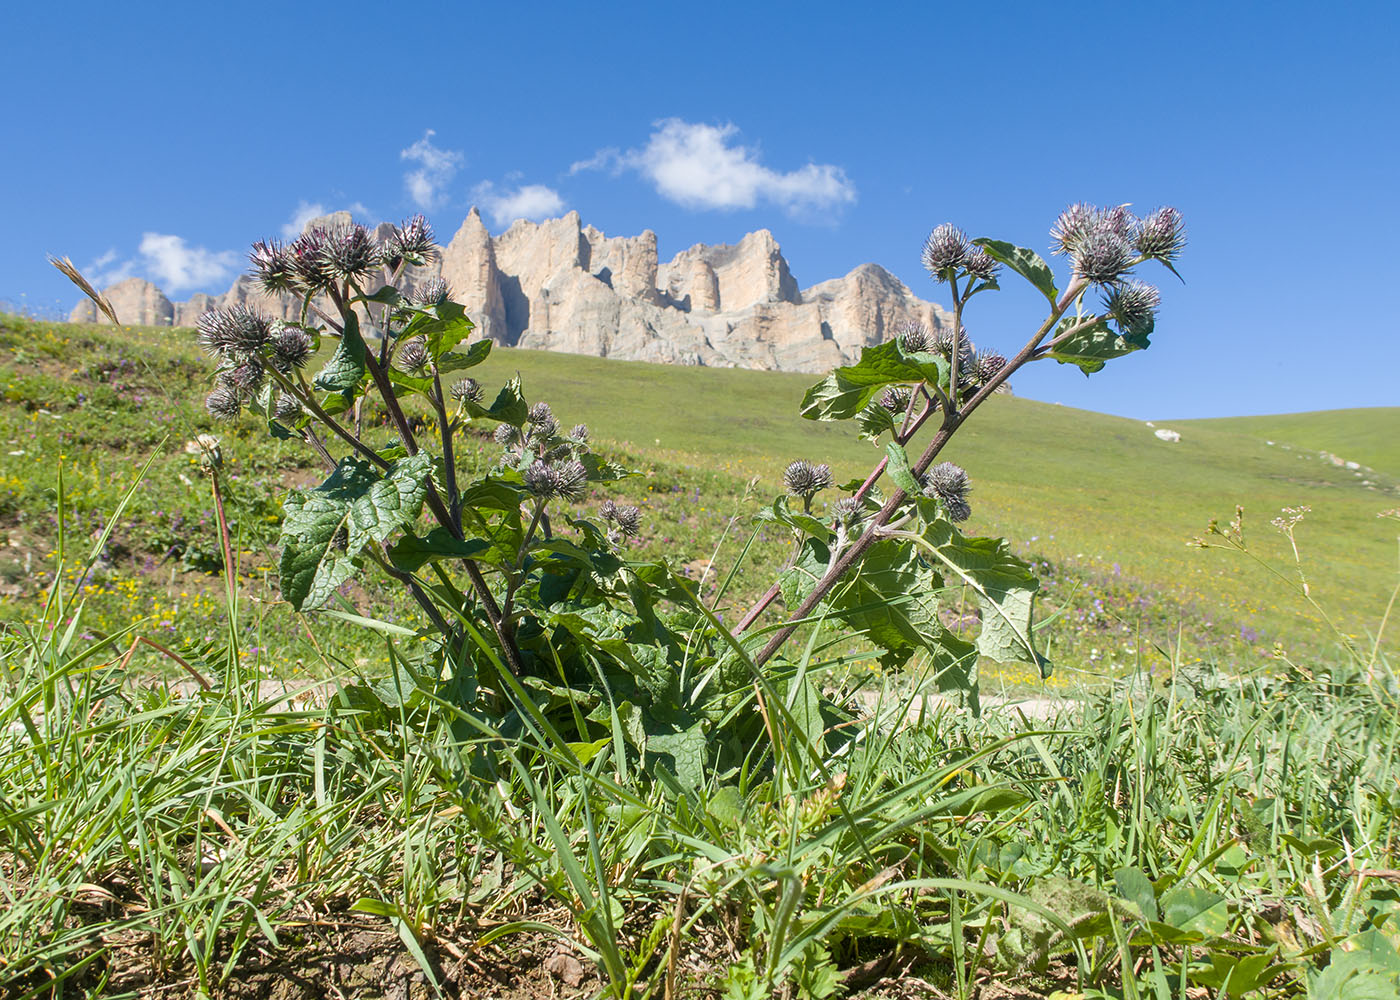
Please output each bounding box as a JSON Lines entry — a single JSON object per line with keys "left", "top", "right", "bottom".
{"left": 197, "top": 306, "right": 271, "bottom": 359}
{"left": 1133, "top": 206, "right": 1186, "bottom": 263}
{"left": 395, "top": 338, "right": 430, "bottom": 373}
{"left": 322, "top": 224, "right": 380, "bottom": 280}
{"left": 896, "top": 320, "right": 931, "bottom": 354}
{"left": 269, "top": 323, "right": 313, "bottom": 371}
{"left": 382, "top": 215, "right": 438, "bottom": 268}
{"left": 879, "top": 386, "right": 913, "bottom": 414}
{"left": 413, "top": 276, "right": 450, "bottom": 307}
{"left": 783, "top": 460, "right": 833, "bottom": 499}
{"left": 449, "top": 377, "right": 482, "bottom": 403}
{"left": 248, "top": 239, "right": 298, "bottom": 294}
{"left": 923, "top": 461, "right": 972, "bottom": 522}
{"left": 205, "top": 385, "right": 241, "bottom": 420}
{"left": 226, "top": 359, "right": 265, "bottom": 399}
{"left": 972, "top": 351, "right": 1008, "bottom": 386}
{"left": 962, "top": 246, "right": 1000, "bottom": 282}
{"left": 1103, "top": 280, "right": 1160, "bottom": 336}
{"left": 1071, "top": 230, "right": 1135, "bottom": 285}
{"left": 273, "top": 392, "right": 303, "bottom": 421}
{"left": 604, "top": 501, "right": 642, "bottom": 537}
{"left": 288, "top": 229, "right": 338, "bottom": 291}
{"left": 920, "top": 224, "right": 969, "bottom": 282}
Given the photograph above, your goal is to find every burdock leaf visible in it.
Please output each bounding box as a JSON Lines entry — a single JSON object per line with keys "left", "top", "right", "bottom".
{"left": 973, "top": 239, "right": 1058, "bottom": 304}
{"left": 755, "top": 496, "right": 832, "bottom": 542}
{"left": 313, "top": 310, "right": 367, "bottom": 399}
{"left": 918, "top": 508, "right": 1048, "bottom": 676}
{"left": 885, "top": 442, "right": 923, "bottom": 497}
{"left": 1047, "top": 315, "right": 1148, "bottom": 375}
{"left": 278, "top": 454, "right": 432, "bottom": 611}
{"left": 800, "top": 341, "right": 947, "bottom": 422}
{"left": 856, "top": 402, "right": 898, "bottom": 442}
{"left": 387, "top": 528, "right": 489, "bottom": 572}
{"left": 435, "top": 339, "right": 492, "bottom": 373}
{"left": 399, "top": 300, "right": 477, "bottom": 360}
{"left": 461, "top": 375, "right": 528, "bottom": 426}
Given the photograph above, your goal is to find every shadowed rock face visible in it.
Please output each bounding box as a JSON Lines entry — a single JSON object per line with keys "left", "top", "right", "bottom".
{"left": 70, "top": 211, "right": 952, "bottom": 373}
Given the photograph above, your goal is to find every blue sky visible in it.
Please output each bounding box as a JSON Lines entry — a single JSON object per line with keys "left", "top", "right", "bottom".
{"left": 4, "top": 0, "right": 1396, "bottom": 419}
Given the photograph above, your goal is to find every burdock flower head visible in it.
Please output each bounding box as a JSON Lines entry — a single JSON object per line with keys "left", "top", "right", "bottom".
{"left": 1133, "top": 206, "right": 1186, "bottom": 264}
{"left": 784, "top": 460, "right": 833, "bottom": 500}
{"left": 921, "top": 224, "right": 969, "bottom": 283}
{"left": 205, "top": 385, "right": 241, "bottom": 421}
{"left": 962, "top": 245, "right": 1000, "bottom": 282}
{"left": 449, "top": 377, "right": 482, "bottom": 403}
{"left": 527, "top": 402, "right": 558, "bottom": 440}
{"left": 269, "top": 323, "right": 314, "bottom": 372}
{"left": 524, "top": 459, "right": 588, "bottom": 502}
{"left": 1071, "top": 229, "right": 1135, "bottom": 286}
{"left": 395, "top": 338, "right": 430, "bottom": 373}
{"left": 1103, "top": 280, "right": 1160, "bottom": 336}
{"left": 414, "top": 276, "right": 450, "bottom": 307}
{"left": 879, "top": 385, "right": 913, "bottom": 414}
{"left": 288, "top": 228, "right": 338, "bottom": 292}
{"left": 197, "top": 306, "right": 271, "bottom": 359}
{"left": 381, "top": 215, "right": 438, "bottom": 268}
{"left": 248, "top": 239, "right": 298, "bottom": 294}
{"left": 321, "top": 223, "right": 380, "bottom": 280}
{"left": 896, "top": 320, "right": 931, "bottom": 354}
{"left": 273, "top": 392, "right": 303, "bottom": 422}
{"left": 923, "top": 461, "right": 972, "bottom": 522}
{"left": 601, "top": 499, "right": 642, "bottom": 538}
{"left": 972, "top": 350, "right": 1008, "bottom": 387}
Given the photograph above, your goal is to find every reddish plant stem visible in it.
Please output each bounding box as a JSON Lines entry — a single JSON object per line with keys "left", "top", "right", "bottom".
{"left": 745, "top": 277, "right": 1087, "bottom": 667}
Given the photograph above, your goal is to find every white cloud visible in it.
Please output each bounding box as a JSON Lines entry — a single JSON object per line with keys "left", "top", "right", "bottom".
{"left": 136, "top": 234, "right": 239, "bottom": 293}
{"left": 279, "top": 200, "right": 373, "bottom": 238}
{"left": 87, "top": 248, "right": 136, "bottom": 288}
{"left": 401, "top": 129, "right": 464, "bottom": 210}
{"left": 574, "top": 119, "right": 856, "bottom": 216}
{"left": 281, "top": 200, "right": 327, "bottom": 238}
{"left": 473, "top": 181, "right": 567, "bottom": 226}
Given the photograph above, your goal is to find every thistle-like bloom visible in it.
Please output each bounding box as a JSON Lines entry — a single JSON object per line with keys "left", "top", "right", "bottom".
{"left": 205, "top": 385, "right": 241, "bottom": 420}
{"left": 382, "top": 215, "right": 438, "bottom": 268}
{"left": 321, "top": 224, "right": 380, "bottom": 280}
{"left": 1049, "top": 203, "right": 1098, "bottom": 256}
{"left": 601, "top": 499, "right": 643, "bottom": 537}
{"left": 962, "top": 246, "right": 1000, "bottom": 282}
{"left": 1071, "top": 230, "right": 1135, "bottom": 285}
{"left": 972, "top": 351, "right": 1008, "bottom": 386}
{"left": 932, "top": 327, "right": 976, "bottom": 368}
{"left": 273, "top": 392, "right": 303, "bottom": 421}
{"left": 395, "top": 338, "right": 430, "bottom": 373}
{"left": 784, "top": 460, "right": 834, "bottom": 499}
{"left": 923, "top": 461, "right": 972, "bottom": 522}
{"left": 569, "top": 423, "right": 589, "bottom": 443}
{"left": 831, "top": 496, "right": 862, "bottom": 527}
{"left": 288, "top": 229, "right": 337, "bottom": 291}
{"left": 1103, "top": 280, "right": 1160, "bottom": 336}
{"left": 524, "top": 459, "right": 588, "bottom": 502}
{"left": 197, "top": 306, "right": 271, "bottom": 359}
{"left": 414, "top": 276, "right": 450, "bottom": 307}
{"left": 269, "top": 323, "right": 313, "bottom": 371}
{"left": 1133, "top": 206, "right": 1186, "bottom": 263}
{"left": 449, "top": 377, "right": 482, "bottom": 403}
{"left": 879, "top": 385, "right": 913, "bottom": 414}
{"left": 896, "top": 321, "right": 931, "bottom": 354}
{"left": 494, "top": 423, "right": 521, "bottom": 447}
{"left": 248, "top": 239, "right": 298, "bottom": 294}
{"left": 921, "top": 224, "right": 969, "bottom": 282}
{"left": 527, "top": 402, "right": 558, "bottom": 439}
{"left": 225, "top": 359, "right": 265, "bottom": 398}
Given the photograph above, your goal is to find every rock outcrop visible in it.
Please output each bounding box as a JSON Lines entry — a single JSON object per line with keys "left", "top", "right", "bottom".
{"left": 69, "top": 211, "right": 953, "bottom": 374}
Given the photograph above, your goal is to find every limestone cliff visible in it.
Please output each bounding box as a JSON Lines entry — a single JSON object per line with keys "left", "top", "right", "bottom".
{"left": 69, "top": 211, "right": 952, "bottom": 373}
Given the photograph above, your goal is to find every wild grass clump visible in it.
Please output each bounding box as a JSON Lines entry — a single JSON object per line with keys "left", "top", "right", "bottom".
{"left": 6, "top": 203, "right": 1396, "bottom": 997}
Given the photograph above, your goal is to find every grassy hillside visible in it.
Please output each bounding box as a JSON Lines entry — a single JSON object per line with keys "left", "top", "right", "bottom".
{"left": 0, "top": 315, "right": 1394, "bottom": 689}
{"left": 1179, "top": 407, "right": 1400, "bottom": 476}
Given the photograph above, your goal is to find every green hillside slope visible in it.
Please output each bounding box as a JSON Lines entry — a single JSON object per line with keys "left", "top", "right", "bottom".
{"left": 1178, "top": 408, "right": 1400, "bottom": 476}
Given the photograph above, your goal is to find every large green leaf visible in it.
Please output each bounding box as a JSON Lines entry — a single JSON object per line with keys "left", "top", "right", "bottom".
{"left": 461, "top": 374, "right": 529, "bottom": 427}
{"left": 278, "top": 453, "right": 432, "bottom": 611}
{"left": 387, "top": 527, "right": 489, "bottom": 572}
{"left": 1047, "top": 315, "right": 1149, "bottom": 375}
{"left": 398, "top": 300, "right": 478, "bottom": 360}
{"left": 313, "top": 310, "right": 368, "bottom": 400}
{"left": 885, "top": 441, "right": 922, "bottom": 497}
{"left": 972, "top": 239, "right": 1058, "bottom": 304}
{"left": 755, "top": 495, "right": 832, "bottom": 542}
{"left": 918, "top": 508, "right": 1049, "bottom": 677}
{"left": 800, "top": 340, "right": 947, "bottom": 422}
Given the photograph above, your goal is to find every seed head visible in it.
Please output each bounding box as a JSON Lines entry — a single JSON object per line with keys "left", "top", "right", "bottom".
{"left": 449, "top": 377, "right": 482, "bottom": 403}
{"left": 923, "top": 461, "right": 972, "bottom": 522}
{"left": 879, "top": 385, "right": 913, "bottom": 414}
{"left": 382, "top": 215, "right": 438, "bottom": 268}
{"left": 197, "top": 306, "right": 271, "bottom": 359}
{"left": 248, "top": 239, "right": 298, "bottom": 294}
{"left": 1071, "top": 230, "right": 1135, "bottom": 285}
{"left": 962, "top": 246, "right": 1000, "bottom": 282}
{"left": 321, "top": 224, "right": 380, "bottom": 280}
{"left": 395, "top": 338, "right": 430, "bottom": 373}
{"left": 269, "top": 323, "right": 314, "bottom": 371}
{"left": 896, "top": 320, "right": 931, "bottom": 354}
{"left": 273, "top": 392, "right": 303, "bottom": 421}
{"left": 414, "top": 276, "right": 450, "bottom": 307}
{"left": 784, "top": 460, "right": 834, "bottom": 499}
{"left": 205, "top": 385, "right": 241, "bottom": 420}
{"left": 1103, "top": 280, "right": 1160, "bottom": 336}
{"left": 1133, "top": 206, "right": 1186, "bottom": 263}
{"left": 921, "top": 224, "right": 969, "bottom": 282}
